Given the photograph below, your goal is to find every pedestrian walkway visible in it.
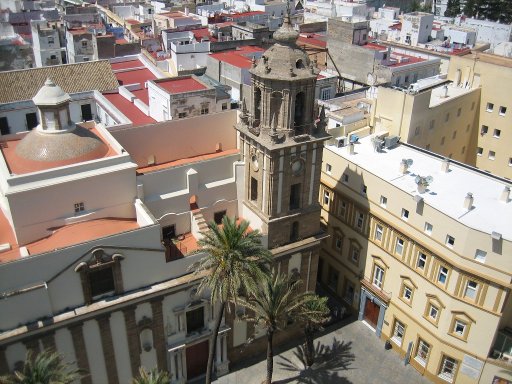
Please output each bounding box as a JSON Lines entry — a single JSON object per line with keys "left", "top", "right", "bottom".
{"left": 216, "top": 319, "right": 431, "bottom": 384}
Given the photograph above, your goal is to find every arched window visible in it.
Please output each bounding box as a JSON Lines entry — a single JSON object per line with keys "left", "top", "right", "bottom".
{"left": 254, "top": 87, "right": 262, "bottom": 123}
{"left": 270, "top": 91, "right": 282, "bottom": 128}
{"left": 294, "top": 92, "right": 305, "bottom": 133}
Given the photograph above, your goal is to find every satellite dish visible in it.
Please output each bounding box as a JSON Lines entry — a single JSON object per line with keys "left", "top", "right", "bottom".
{"left": 425, "top": 176, "right": 434, "bottom": 184}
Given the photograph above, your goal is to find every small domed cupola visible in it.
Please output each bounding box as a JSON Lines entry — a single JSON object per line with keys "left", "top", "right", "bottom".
{"left": 14, "top": 79, "right": 108, "bottom": 170}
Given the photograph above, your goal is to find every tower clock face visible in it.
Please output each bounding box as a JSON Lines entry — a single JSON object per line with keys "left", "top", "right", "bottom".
{"left": 291, "top": 159, "right": 303, "bottom": 174}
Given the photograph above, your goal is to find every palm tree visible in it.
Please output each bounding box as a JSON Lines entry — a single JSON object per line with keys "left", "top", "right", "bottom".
{"left": 191, "top": 216, "right": 271, "bottom": 384}
{"left": 0, "top": 349, "right": 81, "bottom": 384}
{"left": 239, "top": 273, "right": 312, "bottom": 384}
{"left": 132, "top": 367, "right": 169, "bottom": 384}
{"left": 297, "top": 295, "right": 330, "bottom": 368}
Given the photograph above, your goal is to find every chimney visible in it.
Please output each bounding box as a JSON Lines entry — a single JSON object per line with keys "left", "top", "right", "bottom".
{"left": 441, "top": 158, "right": 450, "bottom": 173}
{"left": 501, "top": 186, "right": 510, "bottom": 203}
{"left": 400, "top": 159, "right": 408, "bottom": 174}
{"left": 464, "top": 192, "right": 473, "bottom": 210}
{"left": 348, "top": 142, "right": 355, "bottom": 155}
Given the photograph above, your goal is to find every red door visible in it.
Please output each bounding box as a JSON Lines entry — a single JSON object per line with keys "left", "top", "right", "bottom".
{"left": 364, "top": 298, "right": 380, "bottom": 328}
{"left": 186, "top": 340, "right": 209, "bottom": 380}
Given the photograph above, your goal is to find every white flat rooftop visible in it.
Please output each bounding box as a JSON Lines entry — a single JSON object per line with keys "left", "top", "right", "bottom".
{"left": 326, "top": 136, "right": 512, "bottom": 240}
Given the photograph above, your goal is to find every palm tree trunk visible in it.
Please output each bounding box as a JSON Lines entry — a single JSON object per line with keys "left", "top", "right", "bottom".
{"left": 205, "top": 301, "right": 226, "bottom": 384}
{"left": 266, "top": 329, "right": 274, "bottom": 384}
{"left": 304, "top": 324, "right": 315, "bottom": 367}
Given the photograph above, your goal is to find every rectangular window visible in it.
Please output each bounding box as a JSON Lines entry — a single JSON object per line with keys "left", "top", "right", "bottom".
{"left": 499, "top": 106, "right": 507, "bottom": 116}
{"left": 489, "top": 150, "right": 496, "bottom": 160}
{"left": 222, "top": 103, "right": 228, "bottom": 110}
{"left": 320, "top": 87, "right": 331, "bottom": 100}
{"left": 344, "top": 281, "right": 355, "bottom": 304}
{"left": 453, "top": 320, "right": 466, "bottom": 336}
{"left": 401, "top": 208, "right": 409, "bottom": 220}
{"left": 351, "top": 246, "right": 360, "bottom": 264}
{"left": 439, "top": 355, "right": 457, "bottom": 383}
{"left": 328, "top": 266, "right": 339, "bottom": 291}
{"left": 186, "top": 307, "right": 205, "bottom": 335}
{"left": 81, "top": 41, "right": 88, "bottom": 47}
{"left": 81, "top": 104, "right": 92, "bottom": 121}
{"left": 424, "top": 222, "right": 433, "bottom": 235}
{"left": 178, "top": 112, "right": 187, "bottom": 118}
{"left": 250, "top": 177, "right": 258, "bottom": 201}
{"left": 355, "top": 212, "right": 364, "bottom": 230}
{"left": 415, "top": 339, "right": 430, "bottom": 366}
{"left": 326, "top": 163, "right": 332, "bottom": 174}
{"left": 471, "top": 101, "right": 475, "bottom": 110}
{"left": 481, "top": 125, "right": 488, "bottom": 135}
{"left": 438, "top": 266, "right": 448, "bottom": 284}
{"left": 414, "top": 126, "right": 420, "bottom": 136}
{"left": 323, "top": 190, "right": 330, "bottom": 206}
{"left": 89, "top": 267, "right": 115, "bottom": 298}
{"left": 441, "top": 136, "right": 445, "bottom": 145}
{"left": 200, "top": 107, "right": 209, "bottom": 115}
{"left": 338, "top": 200, "right": 347, "bottom": 218}
{"left": 380, "top": 195, "right": 387, "bottom": 208}
{"left": 289, "top": 183, "right": 301, "bottom": 210}
{"left": 477, "top": 147, "right": 483, "bottom": 156}
{"left": 429, "top": 304, "right": 439, "bottom": 320}
{"left": 487, "top": 102, "right": 494, "bottom": 112}
{"left": 335, "top": 235, "right": 343, "bottom": 250}
{"left": 395, "top": 238, "right": 404, "bottom": 255}
{"left": 403, "top": 284, "right": 413, "bottom": 300}
{"left": 429, "top": 119, "right": 434, "bottom": 130}
{"left": 494, "top": 129, "right": 501, "bottom": 138}
{"left": 361, "top": 184, "right": 367, "bottom": 195}
{"left": 452, "top": 131, "right": 457, "bottom": 139}
{"left": 375, "top": 224, "right": 383, "bottom": 241}
{"left": 48, "top": 37, "right": 54, "bottom": 44}
{"left": 446, "top": 235, "right": 455, "bottom": 247}
{"left": 26, "top": 112, "right": 38, "bottom": 130}
{"left": 392, "top": 319, "right": 405, "bottom": 346}
{"left": 445, "top": 113, "right": 449, "bottom": 122}
{"left": 342, "top": 173, "right": 349, "bottom": 183}
{"left": 373, "top": 265, "right": 384, "bottom": 289}
{"left": 0, "top": 116, "right": 9, "bottom": 135}
{"left": 74, "top": 202, "right": 85, "bottom": 213}
{"left": 474, "top": 249, "right": 486, "bottom": 263}
{"left": 417, "top": 252, "right": 427, "bottom": 270}
{"left": 464, "top": 281, "right": 478, "bottom": 300}
{"left": 457, "top": 107, "right": 461, "bottom": 117}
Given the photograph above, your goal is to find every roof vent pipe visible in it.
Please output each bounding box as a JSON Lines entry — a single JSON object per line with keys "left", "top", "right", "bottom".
{"left": 464, "top": 192, "right": 473, "bottom": 210}
{"left": 441, "top": 158, "right": 450, "bottom": 173}
{"left": 348, "top": 142, "right": 355, "bottom": 155}
{"left": 501, "top": 186, "right": 510, "bottom": 203}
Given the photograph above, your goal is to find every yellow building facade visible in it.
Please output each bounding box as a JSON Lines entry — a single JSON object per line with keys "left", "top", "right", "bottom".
{"left": 318, "top": 135, "right": 512, "bottom": 383}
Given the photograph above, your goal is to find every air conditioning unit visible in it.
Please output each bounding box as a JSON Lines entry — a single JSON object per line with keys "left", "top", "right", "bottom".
{"left": 335, "top": 136, "right": 347, "bottom": 148}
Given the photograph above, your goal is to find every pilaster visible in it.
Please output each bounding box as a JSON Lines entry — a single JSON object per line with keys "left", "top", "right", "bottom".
{"left": 97, "top": 314, "right": 119, "bottom": 384}
{"left": 150, "top": 298, "right": 167, "bottom": 371}
{"left": 122, "top": 305, "right": 140, "bottom": 378}
{"left": 69, "top": 322, "right": 92, "bottom": 384}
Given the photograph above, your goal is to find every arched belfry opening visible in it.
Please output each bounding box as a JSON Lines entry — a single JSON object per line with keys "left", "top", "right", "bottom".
{"left": 270, "top": 91, "right": 282, "bottom": 128}
{"left": 294, "top": 92, "right": 305, "bottom": 134}
{"left": 254, "top": 87, "right": 262, "bottom": 124}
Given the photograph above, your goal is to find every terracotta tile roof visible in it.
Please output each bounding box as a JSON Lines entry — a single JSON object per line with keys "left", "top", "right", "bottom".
{"left": 0, "top": 60, "right": 119, "bottom": 103}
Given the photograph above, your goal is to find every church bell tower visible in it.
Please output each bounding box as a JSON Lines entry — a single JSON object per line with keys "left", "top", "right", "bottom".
{"left": 235, "top": 11, "right": 330, "bottom": 284}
